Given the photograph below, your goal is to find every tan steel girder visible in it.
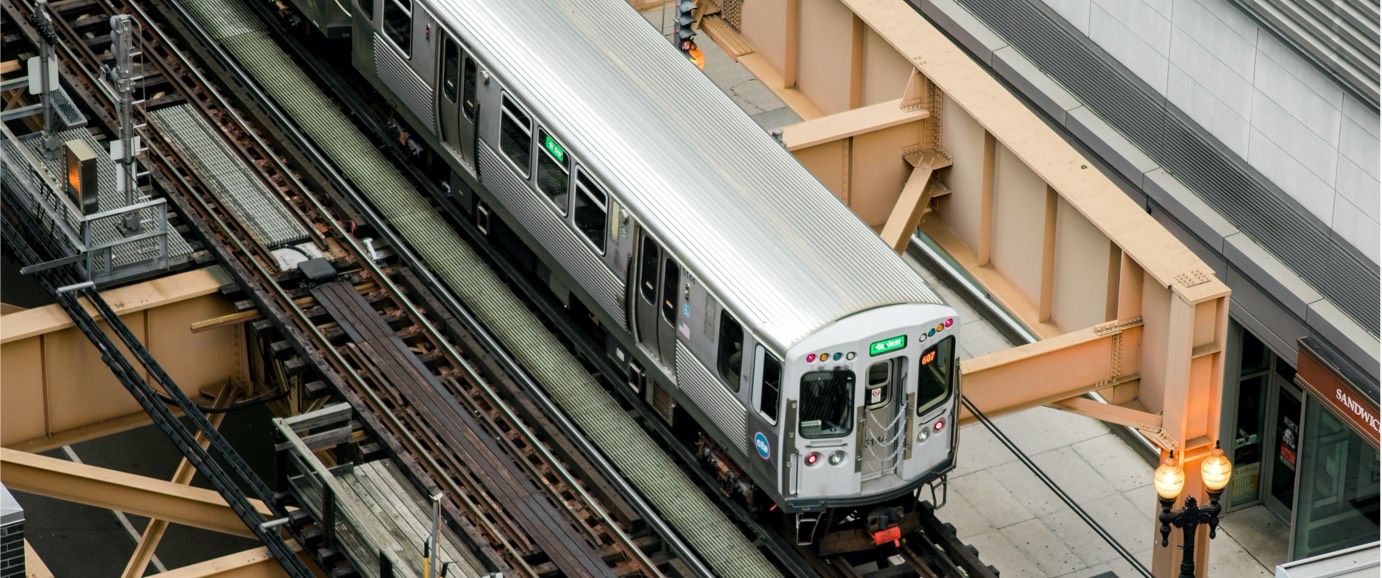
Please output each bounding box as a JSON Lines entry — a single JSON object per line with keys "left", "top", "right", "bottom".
{"left": 0, "top": 447, "right": 270, "bottom": 538}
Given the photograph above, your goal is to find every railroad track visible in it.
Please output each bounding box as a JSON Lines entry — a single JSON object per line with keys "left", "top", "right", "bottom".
{"left": 214, "top": 2, "right": 1004, "bottom": 578}
{"left": 1, "top": 1, "right": 681, "bottom": 576}
{"left": 5, "top": 0, "right": 1011, "bottom": 572}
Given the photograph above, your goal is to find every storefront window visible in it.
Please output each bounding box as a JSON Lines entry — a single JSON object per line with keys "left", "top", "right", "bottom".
{"left": 1231, "top": 375, "right": 1267, "bottom": 507}
{"left": 1230, "top": 328, "right": 1273, "bottom": 508}
{"left": 1291, "top": 397, "right": 1381, "bottom": 560}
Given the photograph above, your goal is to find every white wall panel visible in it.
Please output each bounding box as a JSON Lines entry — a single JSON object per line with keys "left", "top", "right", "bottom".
{"left": 1039, "top": 0, "right": 1091, "bottom": 34}
{"left": 1247, "top": 128, "right": 1335, "bottom": 225}
{"left": 1035, "top": 0, "right": 1381, "bottom": 267}
{"left": 1253, "top": 52, "right": 1344, "bottom": 146}
{"left": 1339, "top": 111, "right": 1380, "bottom": 182}
{"left": 1168, "top": 28, "right": 1252, "bottom": 118}
{"left": 1256, "top": 34, "right": 1344, "bottom": 110}
{"left": 1091, "top": 0, "right": 1171, "bottom": 55}
{"left": 1331, "top": 197, "right": 1380, "bottom": 264}
{"left": 1171, "top": 0, "right": 1257, "bottom": 77}
{"left": 1088, "top": 4, "right": 1169, "bottom": 93}
{"left": 1250, "top": 91, "right": 1338, "bottom": 188}
{"left": 1167, "top": 66, "right": 1250, "bottom": 157}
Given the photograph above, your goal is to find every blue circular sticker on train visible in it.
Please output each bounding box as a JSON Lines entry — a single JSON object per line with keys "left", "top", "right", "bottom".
{"left": 754, "top": 432, "right": 771, "bottom": 459}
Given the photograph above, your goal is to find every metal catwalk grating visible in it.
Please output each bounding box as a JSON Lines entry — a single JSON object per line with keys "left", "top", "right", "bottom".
{"left": 148, "top": 105, "right": 308, "bottom": 249}
{"left": 175, "top": 0, "right": 780, "bottom": 573}
{"left": 3, "top": 130, "right": 194, "bottom": 270}
{"left": 947, "top": 0, "right": 1380, "bottom": 336}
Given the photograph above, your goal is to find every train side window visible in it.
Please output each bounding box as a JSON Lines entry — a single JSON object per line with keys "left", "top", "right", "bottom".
{"left": 499, "top": 96, "right": 532, "bottom": 177}
{"left": 716, "top": 311, "right": 743, "bottom": 392}
{"left": 660, "top": 260, "right": 679, "bottom": 325}
{"left": 535, "top": 129, "right": 569, "bottom": 214}
{"left": 357, "top": 0, "right": 373, "bottom": 21}
{"left": 441, "top": 37, "right": 459, "bottom": 103}
{"left": 382, "top": 0, "right": 411, "bottom": 57}
{"left": 639, "top": 237, "right": 658, "bottom": 304}
{"left": 573, "top": 169, "right": 607, "bottom": 253}
{"left": 916, "top": 336, "right": 955, "bottom": 417}
{"left": 757, "top": 347, "right": 781, "bottom": 423}
{"left": 462, "top": 57, "right": 477, "bottom": 119}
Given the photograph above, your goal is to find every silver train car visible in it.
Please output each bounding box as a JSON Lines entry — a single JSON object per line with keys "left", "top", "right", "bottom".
{"left": 315, "top": 0, "right": 961, "bottom": 549}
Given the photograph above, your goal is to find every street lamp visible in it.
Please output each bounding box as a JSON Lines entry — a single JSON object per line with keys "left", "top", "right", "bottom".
{"left": 1154, "top": 442, "right": 1233, "bottom": 578}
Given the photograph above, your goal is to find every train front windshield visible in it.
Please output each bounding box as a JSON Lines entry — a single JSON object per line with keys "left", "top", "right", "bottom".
{"left": 799, "top": 370, "right": 855, "bottom": 438}
{"left": 917, "top": 336, "right": 955, "bottom": 416}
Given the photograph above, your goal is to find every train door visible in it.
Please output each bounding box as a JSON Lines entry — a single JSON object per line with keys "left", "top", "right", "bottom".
{"left": 436, "top": 31, "right": 477, "bottom": 172}
{"left": 859, "top": 357, "right": 907, "bottom": 480}
{"left": 749, "top": 345, "right": 783, "bottom": 484}
{"left": 632, "top": 229, "right": 680, "bottom": 373}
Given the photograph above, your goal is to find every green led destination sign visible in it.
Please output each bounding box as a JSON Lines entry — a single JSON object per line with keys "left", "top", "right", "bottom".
{"left": 543, "top": 134, "right": 566, "bottom": 163}
{"left": 869, "top": 335, "right": 907, "bottom": 356}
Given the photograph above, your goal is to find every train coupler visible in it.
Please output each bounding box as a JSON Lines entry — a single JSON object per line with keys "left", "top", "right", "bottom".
{"left": 868, "top": 505, "right": 904, "bottom": 546}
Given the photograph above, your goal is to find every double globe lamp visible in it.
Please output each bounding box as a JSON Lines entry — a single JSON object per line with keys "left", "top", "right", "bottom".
{"left": 1153, "top": 441, "right": 1234, "bottom": 578}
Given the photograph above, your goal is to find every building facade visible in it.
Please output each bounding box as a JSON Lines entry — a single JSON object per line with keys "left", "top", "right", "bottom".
{"left": 907, "top": 0, "right": 1380, "bottom": 562}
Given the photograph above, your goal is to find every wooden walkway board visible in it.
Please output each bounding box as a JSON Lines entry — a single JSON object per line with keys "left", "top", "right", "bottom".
{"left": 335, "top": 460, "right": 485, "bottom": 577}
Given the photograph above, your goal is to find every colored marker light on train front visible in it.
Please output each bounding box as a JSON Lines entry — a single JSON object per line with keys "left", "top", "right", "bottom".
{"left": 945, "top": 318, "right": 953, "bottom": 327}
{"left": 806, "top": 353, "right": 816, "bottom": 362}
{"left": 933, "top": 418, "right": 946, "bottom": 432}
{"left": 805, "top": 452, "right": 821, "bottom": 466}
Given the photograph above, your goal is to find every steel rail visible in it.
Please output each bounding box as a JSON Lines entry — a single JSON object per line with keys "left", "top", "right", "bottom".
{"left": 141, "top": 136, "right": 534, "bottom": 577}
{"left": 151, "top": 0, "right": 707, "bottom": 573}
{"left": 101, "top": 0, "right": 663, "bottom": 571}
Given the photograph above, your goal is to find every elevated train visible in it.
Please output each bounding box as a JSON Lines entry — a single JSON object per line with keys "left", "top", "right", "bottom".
{"left": 286, "top": 0, "right": 962, "bottom": 549}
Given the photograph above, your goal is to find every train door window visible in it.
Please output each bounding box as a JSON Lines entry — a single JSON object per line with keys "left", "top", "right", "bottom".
{"left": 382, "top": 0, "right": 411, "bottom": 57}
{"left": 865, "top": 360, "right": 892, "bottom": 409}
{"left": 757, "top": 346, "right": 782, "bottom": 423}
{"left": 800, "top": 370, "right": 855, "bottom": 438}
{"left": 660, "top": 260, "right": 679, "bottom": 325}
{"left": 639, "top": 236, "right": 659, "bottom": 303}
{"left": 499, "top": 96, "right": 532, "bottom": 177}
{"left": 462, "top": 57, "right": 478, "bottom": 120}
{"left": 573, "top": 169, "right": 607, "bottom": 253}
{"left": 535, "top": 129, "right": 569, "bottom": 214}
{"left": 441, "top": 37, "right": 459, "bottom": 103}
{"left": 358, "top": 0, "right": 373, "bottom": 21}
{"left": 917, "top": 336, "right": 954, "bottom": 416}
{"left": 716, "top": 310, "right": 744, "bottom": 392}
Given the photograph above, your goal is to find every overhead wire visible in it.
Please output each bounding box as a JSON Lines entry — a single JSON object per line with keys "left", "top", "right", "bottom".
{"left": 962, "top": 395, "right": 1154, "bottom": 577}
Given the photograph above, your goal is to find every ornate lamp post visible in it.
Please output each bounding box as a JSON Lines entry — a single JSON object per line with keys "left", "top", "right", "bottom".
{"left": 1154, "top": 442, "right": 1234, "bottom": 578}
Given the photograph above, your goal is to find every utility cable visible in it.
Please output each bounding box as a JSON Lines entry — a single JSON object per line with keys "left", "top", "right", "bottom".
{"left": 962, "top": 395, "right": 1153, "bottom": 577}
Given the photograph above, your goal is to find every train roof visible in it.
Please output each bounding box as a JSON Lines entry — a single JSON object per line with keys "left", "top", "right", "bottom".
{"left": 438, "top": 0, "right": 943, "bottom": 352}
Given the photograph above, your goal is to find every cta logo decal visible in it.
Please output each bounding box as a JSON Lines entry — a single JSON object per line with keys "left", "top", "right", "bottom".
{"left": 754, "top": 432, "right": 771, "bottom": 459}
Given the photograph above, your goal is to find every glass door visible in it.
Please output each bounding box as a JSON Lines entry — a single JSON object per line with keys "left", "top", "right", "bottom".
{"left": 1265, "top": 377, "right": 1303, "bottom": 523}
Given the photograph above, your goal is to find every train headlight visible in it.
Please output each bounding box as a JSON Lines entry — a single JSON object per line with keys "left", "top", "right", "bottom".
{"left": 917, "top": 428, "right": 930, "bottom": 442}
{"left": 805, "top": 452, "right": 821, "bottom": 467}
{"left": 828, "top": 450, "right": 846, "bottom": 466}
